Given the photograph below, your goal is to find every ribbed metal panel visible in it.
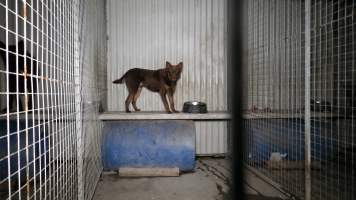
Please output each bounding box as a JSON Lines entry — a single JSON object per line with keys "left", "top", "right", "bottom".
{"left": 106, "top": 0, "right": 228, "bottom": 155}
{"left": 195, "top": 121, "right": 228, "bottom": 155}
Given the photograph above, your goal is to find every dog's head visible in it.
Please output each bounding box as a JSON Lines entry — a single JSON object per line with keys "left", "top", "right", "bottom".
{"left": 165, "top": 61, "right": 183, "bottom": 81}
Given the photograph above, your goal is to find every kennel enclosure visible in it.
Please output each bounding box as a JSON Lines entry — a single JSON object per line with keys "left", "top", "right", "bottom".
{"left": 243, "top": 0, "right": 355, "bottom": 199}
{"left": 0, "top": 0, "right": 355, "bottom": 200}
{"left": 0, "top": 0, "right": 229, "bottom": 199}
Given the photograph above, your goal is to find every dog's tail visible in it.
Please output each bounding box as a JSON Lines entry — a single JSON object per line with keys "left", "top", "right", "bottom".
{"left": 112, "top": 72, "right": 128, "bottom": 84}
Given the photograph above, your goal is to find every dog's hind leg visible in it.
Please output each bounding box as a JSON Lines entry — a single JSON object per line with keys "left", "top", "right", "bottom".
{"left": 124, "top": 79, "right": 140, "bottom": 113}
{"left": 132, "top": 85, "right": 142, "bottom": 111}
{"left": 125, "top": 93, "right": 134, "bottom": 113}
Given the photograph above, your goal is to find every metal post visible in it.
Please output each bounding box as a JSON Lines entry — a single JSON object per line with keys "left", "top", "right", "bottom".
{"left": 75, "top": 1, "right": 84, "bottom": 200}
{"left": 304, "top": 0, "right": 311, "bottom": 200}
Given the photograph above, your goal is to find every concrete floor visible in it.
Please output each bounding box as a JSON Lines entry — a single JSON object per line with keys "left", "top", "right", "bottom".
{"left": 93, "top": 158, "right": 290, "bottom": 200}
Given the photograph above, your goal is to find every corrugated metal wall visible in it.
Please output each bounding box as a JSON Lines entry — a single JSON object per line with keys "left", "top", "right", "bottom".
{"left": 106, "top": 0, "right": 228, "bottom": 155}
{"left": 244, "top": 0, "right": 305, "bottom": 112}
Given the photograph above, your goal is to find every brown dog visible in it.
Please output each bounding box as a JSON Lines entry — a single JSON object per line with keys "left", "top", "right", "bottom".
{"left": 113, "top": 61, "right": 183, "bottom": 113}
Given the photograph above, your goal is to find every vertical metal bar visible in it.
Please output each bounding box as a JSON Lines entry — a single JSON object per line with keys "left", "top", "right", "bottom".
{"left": 304, "top": 0, "right": 311, "bottom": 199}
{"left": 75, "top": 0, "right": 83, "bottom": 199}
{"left": 336, "top": 2, "right": 341, "bottom": 199}
{"left": 29, "top": 0, "right": 36, "bottom": 198}
{"left": 352, "top": 2, "right": 355, "bottom": 197}
{"left": 35, "top": 0, "right": 42, "bottom": 198}
{"left": 55, "top": 0, "right": 60, "bottom": 198}
{"left": 45, "top": 1, "right": 52, "bottom": 199}
{"left": 327, "top": 1, "right": 332, "bottom": 198}
{"left": 49, "top": 0, "right": 56, "bottom": 198}
{"left": 21, "top": 1, "right": 30, "bottom": 199}
{"left": 285, "top": 0, "right": 290, "bottom": 186}
{"left": 297, "top": 1, "right": 302, "bottom": 193}
{"left": 41, "top": 0, "right": 48, "bottom": 198}
{"left": 14, "top": 0, "right": 21, "bottom": 198}
{"left": 5, "top": 0, "right": 11, "bottom": 198}
{"left": 69, "top": 2, "right": 74, "bottom": 199}
{"left": 343, "top": 1, "right": 348, "bottom": 198}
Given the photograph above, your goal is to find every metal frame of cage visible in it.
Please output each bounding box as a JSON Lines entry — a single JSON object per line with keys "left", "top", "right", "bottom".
{"left": 244, "top": 0, "right": 355, "bottom": 200}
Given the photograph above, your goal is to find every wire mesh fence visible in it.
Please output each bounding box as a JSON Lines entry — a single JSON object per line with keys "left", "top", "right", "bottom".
{"left": 243, "top": 0, "right": 355, "bottom": 199}
{"left": 310, "top": 0, "right": 355, "bottom": 199}
{"left": 0, "top": 0, "right": 79, "bottom": 199}
{"left": 0, "top": 0, "right": 106, "bottom": 199}
{"left": 77, "top": 0, "right": 107, "bottom": 199}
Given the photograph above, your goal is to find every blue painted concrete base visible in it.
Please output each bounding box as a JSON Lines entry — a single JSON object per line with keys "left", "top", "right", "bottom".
{"left": 102, "top": 120, "right": 196, "bottom": 172}
{"left": 0, "top": 119, "right": 48, "bottom": 182}
{"left": 245, "top": 118, "right": 340, "bottom": 165}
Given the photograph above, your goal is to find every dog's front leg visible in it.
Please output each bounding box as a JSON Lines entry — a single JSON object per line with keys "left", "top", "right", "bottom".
{"left": 159, "top": 90, "right": 172, "bottom": 113}
{"left": 168, "top": 90, "right": 179, "bottom": 113}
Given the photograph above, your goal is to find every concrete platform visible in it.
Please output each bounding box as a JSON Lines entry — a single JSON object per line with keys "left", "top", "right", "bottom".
{"left": 99, "top": 111, "right": 231, "bottom": 121}
{"left": 93, "top": 158, "right": 290, "bottom": 200}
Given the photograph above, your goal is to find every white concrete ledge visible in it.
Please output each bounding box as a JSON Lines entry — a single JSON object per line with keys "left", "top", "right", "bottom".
{"left": 99, "top": 111, "right": 231, "bottom": 121}
{"left": 243, "top": 112, "right": 340, "bottom": 119}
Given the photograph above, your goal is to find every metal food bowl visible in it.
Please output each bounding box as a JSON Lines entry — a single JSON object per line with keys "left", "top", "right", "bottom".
{"left": 182, "top": 101, "right": 207, "bottom": 113}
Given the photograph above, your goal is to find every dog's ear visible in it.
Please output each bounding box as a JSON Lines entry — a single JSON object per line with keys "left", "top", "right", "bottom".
{"left": 177, "top": 62, "right": 183, "bottom": 71}
{"left": 166, "top": 61, "right": 172, "bottom": 68}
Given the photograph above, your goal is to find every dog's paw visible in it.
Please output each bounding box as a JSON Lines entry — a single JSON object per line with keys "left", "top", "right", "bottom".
{"left": 172, "top": 110, "right": 180, "bottom": 113}
{"left": 166, "top": 110, "right": 173, "bottom": 114}
{"left": 125, "top": 110, "right": 131, "bottom": 113}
